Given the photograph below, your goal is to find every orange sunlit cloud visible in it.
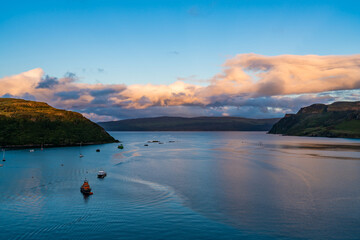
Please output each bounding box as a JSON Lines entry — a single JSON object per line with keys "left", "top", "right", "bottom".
{"left": 1, "top": 54, "right": 359, "bottom": 120}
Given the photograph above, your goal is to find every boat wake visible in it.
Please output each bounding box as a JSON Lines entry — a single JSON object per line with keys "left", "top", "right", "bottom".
{"left": 111, "top": 174, "right": 185, "bottom": 208}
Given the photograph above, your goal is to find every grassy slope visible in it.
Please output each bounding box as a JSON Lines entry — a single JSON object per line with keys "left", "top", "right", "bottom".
{"left": 0, "top": 98, "right": 116, "bottom": 147}
{"left": 99, "top": 116, "right": 280, "bottom": 131}
{"left": 269, "top": 101, "right": 360, "bottom": 138}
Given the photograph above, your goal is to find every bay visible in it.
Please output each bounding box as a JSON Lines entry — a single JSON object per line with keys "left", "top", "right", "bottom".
{"left": 1, "top": 132, "right": 360, "bottom": 239}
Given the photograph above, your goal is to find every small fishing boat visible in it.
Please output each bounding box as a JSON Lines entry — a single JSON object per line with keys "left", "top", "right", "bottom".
{"left": 97, "top": 170, "right": 107, "bottom": 178}
{"left": 80, "top": 180, "right": 93, "bottom": 195}
{"left": 29, "top": 149, "right": 34, "bottom": 152}
{"left": 118, "top": 144, "right": 124, "bottom": 149}
{"left": 96, "top": 149, "right": 100, "bottom": 152}
{"left": 144, "top": 144, "right": 149, "bottom": 146}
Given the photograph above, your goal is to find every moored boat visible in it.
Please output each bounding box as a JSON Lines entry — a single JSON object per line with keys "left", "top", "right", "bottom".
{"left": 97, "top": 170, "right": 107, "bottom": 178}
{"left": 118, "top": 144, "right": 124, "bottom": 149}
{"left": 79, "top": 142, "right": 84, "bottom": 158}
{"left": 80, "top": 180, "right": 93, "bottom": 195}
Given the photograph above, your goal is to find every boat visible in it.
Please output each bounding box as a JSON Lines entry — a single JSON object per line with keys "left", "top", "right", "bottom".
{"left": 2, "top": 149, "right": 5, "bottom": 162}
{"left": 144, "top": 144, "right": 149, "bottom": 146}
{"left": 29, "top": 149, "right": 34, "bottom": 152}
{"left": 118, "top": 144, "right": 124, "bottom": 149}
{"left": 80, "top": 179, "right": 93, "bottom": 195}
{"left": 97, "top": 170, "right": 107, "bottom": 178}
{"left": 96, "top": 149, "right": 100, "bottom": 152}
{"left": 79, "top": 142, "right": 84, "bottom": 158}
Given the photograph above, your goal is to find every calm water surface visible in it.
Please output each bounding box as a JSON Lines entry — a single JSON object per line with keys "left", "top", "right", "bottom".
{"left": 1, "top": 132, "right": 360, "bottom": 239}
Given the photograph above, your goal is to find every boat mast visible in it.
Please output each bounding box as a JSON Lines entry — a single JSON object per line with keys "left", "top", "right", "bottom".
{"left": 79, "top": 142, "right": 84, "bottom": 158}
{"left": 2, "top": 149, "right": 5, "bottom": 161}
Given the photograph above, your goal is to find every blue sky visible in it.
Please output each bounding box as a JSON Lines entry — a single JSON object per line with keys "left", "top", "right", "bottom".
{"left": 0, "top": 0, "right": 360, "bottom": 120}
{"left": 1, "top": 0, "right": 360, "bottom": 85}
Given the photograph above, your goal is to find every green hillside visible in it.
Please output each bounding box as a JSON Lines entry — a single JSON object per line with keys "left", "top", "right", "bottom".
{"left": 99, "top": 116, "right": 280, "bottom": 131}
{"left": 0, "top": 98, "right": 116, "bottom": 147}
{"left": 268, "top": 101, "right": 360, "bottom": 138}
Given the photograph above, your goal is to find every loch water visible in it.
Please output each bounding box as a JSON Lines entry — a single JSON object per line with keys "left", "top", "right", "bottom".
{"left": 1, "top": 132, "right": 360, "bottom": 240}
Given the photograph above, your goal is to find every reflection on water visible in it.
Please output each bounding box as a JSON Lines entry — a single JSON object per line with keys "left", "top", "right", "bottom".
{"left": 0, "top": 132, "right": 360, "bottom": 239}
{"left": 263, "top": 142, "right": 360, "bottom": 151}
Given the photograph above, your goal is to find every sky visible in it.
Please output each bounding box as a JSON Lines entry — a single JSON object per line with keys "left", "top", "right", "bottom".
{"left": 1, "top": 0, "right": 360, "bottom": 121}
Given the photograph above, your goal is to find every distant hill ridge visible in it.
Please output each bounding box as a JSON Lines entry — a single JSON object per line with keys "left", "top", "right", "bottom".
{"left": 0, "top": 98, "right": 116, "bottom": 147}
{"left": 269, "top": 101, "right": 360, "bottom": 138}
{"left": 99, "top": 116, "right": 280, "bottom": 131}
{"left": 298, "top": 102, "right": 360, "bottom": 114}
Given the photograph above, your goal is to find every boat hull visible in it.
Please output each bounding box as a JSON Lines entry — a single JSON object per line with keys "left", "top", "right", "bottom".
{"left": 80, "top": 188, "right": 92, "bottom": 195}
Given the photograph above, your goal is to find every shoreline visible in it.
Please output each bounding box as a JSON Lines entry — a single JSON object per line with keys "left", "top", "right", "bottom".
{"left": 0, "top": 139, "right": 119, "bottom": 150}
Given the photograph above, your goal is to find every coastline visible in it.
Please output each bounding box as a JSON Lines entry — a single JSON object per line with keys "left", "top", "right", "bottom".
{"left": 0, "top": 139, "right": 119, "bottom": 150}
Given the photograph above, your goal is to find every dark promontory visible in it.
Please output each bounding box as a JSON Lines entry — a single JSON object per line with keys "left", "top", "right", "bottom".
{"left": 99, "top": 116, "right": 280, "bottom": 131}
{"left": 269, "top": 101, "right": 360, "bottom": 138}
{"left": 0, "top": 98, "right": 116, "bottom": 147}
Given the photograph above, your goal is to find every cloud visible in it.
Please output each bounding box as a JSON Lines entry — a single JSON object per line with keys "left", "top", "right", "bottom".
{"left": 36, "top": 75, "right": 59, "bottom": 89}
{"left": 55, "top": 91, "right": 81, "bottom": 100}
{"left": 220, "top": 54, "right": 360, "bottom": 96}
{"left": 81, "top": 112, "right": 115, "bottom": 122}
{"left": 1, "top": 54, "right": 359, "bottom": 121}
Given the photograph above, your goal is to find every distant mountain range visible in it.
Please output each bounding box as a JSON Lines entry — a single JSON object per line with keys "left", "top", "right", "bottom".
{"left": 98, "top": 116, "right": 280, "bottom": 131}
{"left": 269, "top": 101, "right": 360, "bottom": 138}
{"left": 0, "top": 98, "right": 116, "bottom": 147}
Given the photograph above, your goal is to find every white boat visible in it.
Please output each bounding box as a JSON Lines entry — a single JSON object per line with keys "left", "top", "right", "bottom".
{"left": 79, "top": 142, "right": 84, "bottom": 158}
{"left": 29, "top": 149, "right": 34, "bottom": 153}
{"left": 97, "top": 170, "right": 107, "bottom": 178}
